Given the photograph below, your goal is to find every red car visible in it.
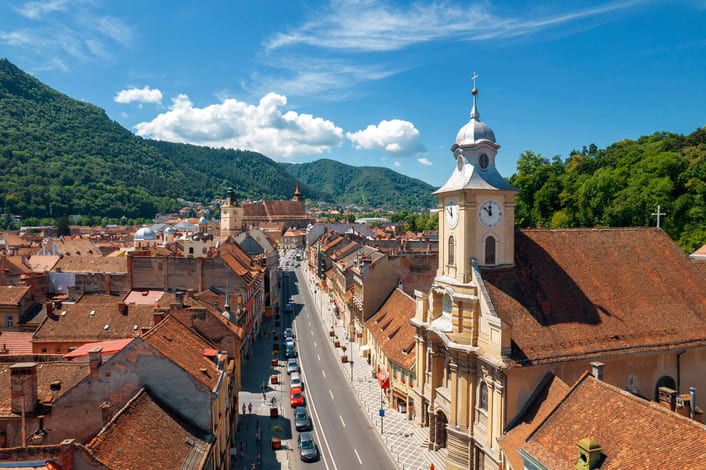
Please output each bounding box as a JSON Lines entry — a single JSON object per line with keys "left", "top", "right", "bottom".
{"left": 290, "top": 387, "right": 304, "bottom": 407}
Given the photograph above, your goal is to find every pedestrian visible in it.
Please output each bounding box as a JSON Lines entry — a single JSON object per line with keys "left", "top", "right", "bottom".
{"left": 242, "top": 403, "right": 246, "bottom": 415}
{"left": 239, "top": 442, "right": 244, "bottom": 459}
{"left": 248, "top": 402, "right": 253, "bottom": 414}
{"left": 251, "top": 461, "right": 256, "bottom": 470}
{"left": 256, "top": 428, "right": 260, "bottom": 442}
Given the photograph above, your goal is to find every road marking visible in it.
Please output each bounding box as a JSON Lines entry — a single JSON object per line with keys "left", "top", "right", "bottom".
{"left": 339, "top": 415, "right": 345, "bottom": 427}
{"left": 354, "top": 449, "right": 362, "bottom": 465}
{"left": 322, "top": 370, "right": 326, "bottom": 378}
{"left": 317, "top": 354, "right": 321, "bottom": 361}
{"left": 329, "top": 390, "right": 334, "bottom": 400}
{"left": 314, "top": 341, "right": 317, "bottom": 348}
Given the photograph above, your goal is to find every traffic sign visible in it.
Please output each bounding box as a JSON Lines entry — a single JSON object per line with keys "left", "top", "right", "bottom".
{"left": 379, "top": 409, "right": 385, "bottom": 417}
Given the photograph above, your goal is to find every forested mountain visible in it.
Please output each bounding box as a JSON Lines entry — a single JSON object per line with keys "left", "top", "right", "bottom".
{"left": 510, "top": 130, "right": 706, "bottom": 253}
{"left": 281, "top": 159, "right": 437, "bottom": 209}
{"left": 0, "top": 59, "right": 426, "bottom": 222}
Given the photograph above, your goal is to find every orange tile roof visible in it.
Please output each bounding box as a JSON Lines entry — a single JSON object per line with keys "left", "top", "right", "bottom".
{"left": 521, "top": 373, "right": 706, "bottom": 469}
{"left": 0, "top": 285, "right": 31, "bottom": 305}
{"left": 54, "top": 256, "right": 127, "bottom": 273}
{"left": 499, "top": 373, "right": 570, "bottom": 470}
{"left": 123, "top": 289, "right": 164, "bottom": 305}
{"left": 141, "top": 315, "right": 221, "bottom": 389}
{"left": 26, "top": 255, "right": 60, "bottom": 272}
{"left": 0, "top": 361, "right": 90, "bottom": 416}
{"left": 481, "top": 228, "right": 706, "bottom": 366}
{"left": 87, "top": 388, "right": 210, "bottom": 470}
{"left": 32, "top": 294, "right": 154, "bottom": 343}
{"left": 263, "top": 200, "right": 307, "bottom": 217}
{"left": 365, "top": 289, "right": 416, "bottom": 369}
{"left": 0, "top": 331, "right": 34, "bottom": 355}
{"left": 62, "top": 338, "right": 133, "bottom": 359}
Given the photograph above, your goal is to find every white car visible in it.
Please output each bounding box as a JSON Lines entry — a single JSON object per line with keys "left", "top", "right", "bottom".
{"left": 290, "top": 372, "right": 303, "bottom": 390}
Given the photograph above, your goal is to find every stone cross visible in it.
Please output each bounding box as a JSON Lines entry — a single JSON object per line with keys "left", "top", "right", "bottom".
{"left": 651, "top": 205, "right": 666, "bottom": 228}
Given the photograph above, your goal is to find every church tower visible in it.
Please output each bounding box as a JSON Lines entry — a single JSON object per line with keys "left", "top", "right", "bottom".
{"left": 292, "top": 184, "right": 305, "bottom": 210}
{"left": 434, "top": 81, "right": 518, "bottom": 283}
{"left": 220, "top": 187, "right": 242, "bottom": 237}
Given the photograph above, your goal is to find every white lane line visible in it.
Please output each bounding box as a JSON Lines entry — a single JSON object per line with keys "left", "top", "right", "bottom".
{"left": 322, "top": 370, "right": 326, "bottom": 378}
{"left": 299, "top": 355, "right": 337, "bottom": 470}
{"left": 317, "top": 354, "right": 321, "bottom": 361}
{"left": 339, "top": 415, "right": 345, "bottom": 427}
{"left": 329, "top": 390, "right": 334, "bottom": 400}
{"left": 354, "top": 449, "right": 362, "bottom": 465}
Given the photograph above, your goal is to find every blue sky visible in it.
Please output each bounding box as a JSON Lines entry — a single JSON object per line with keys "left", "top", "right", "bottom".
{"left": 1, "top": 0, "right": 705, "bottom": 188}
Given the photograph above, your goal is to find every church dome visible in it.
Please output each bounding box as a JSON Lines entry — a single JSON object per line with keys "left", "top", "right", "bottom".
{"left": 164, "top": 226, "right": 175, "bottom": 235}
{"left": 199, "top": 216, "right": 207, "bottom": 225}
{"left": 455, "top": 87, "right": 496, "bottom": 146}
{"left": 134, "top": 227, "right": 158, "bottom": 241}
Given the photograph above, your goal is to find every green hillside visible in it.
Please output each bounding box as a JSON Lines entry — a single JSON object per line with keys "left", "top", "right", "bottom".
{"left": 281, "top": 159, "right": 437, "bottom": 210}
{"left": 510, "top": 131, "right": 706, "bottom": 253}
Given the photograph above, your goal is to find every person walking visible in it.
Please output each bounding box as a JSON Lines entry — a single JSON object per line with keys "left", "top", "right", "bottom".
{"left": 248, "top": 402, "right": 253, "bottom": 414}
{"left": 242, "top": 403, "right": 246, "bottom": 415}
{"left": 239, "top": 442, "right": 244, "bottom": 460}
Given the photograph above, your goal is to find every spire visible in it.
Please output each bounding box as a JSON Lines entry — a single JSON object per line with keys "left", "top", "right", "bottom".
{"left": 294, "top": 184, "right": 302, "bottom": 196}
{"left": 224, "top": 281, "right": 231, "bottom": 312}
{"left": 470, "top": 71, "right": 480, "bottom": 121}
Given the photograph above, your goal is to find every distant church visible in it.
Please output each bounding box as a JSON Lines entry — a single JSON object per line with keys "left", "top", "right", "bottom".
{"left": 220, "top": 185, "right": 314, "bottom": 237}
{"left": 410, "top": 81, "right": 706, "bottom": 470}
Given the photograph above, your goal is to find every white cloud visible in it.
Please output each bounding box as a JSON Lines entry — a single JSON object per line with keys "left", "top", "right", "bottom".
{"left": 134, "top": 93, "right": 345, "bottom": 160}
{"left": 114, "top": 86, "right": 163, "bottom": 104}
{"left": 267, "top": 0, "right": 644, "bottom": 52}
{"left": 346, "top": 119, "right": 425, "bottom": 157}
{"left": 15, "top": 0, "right": 71, "bottom": 19}
{"left": 418, "top": 158, "right": 432, "bottom": 166}
{"left": 394, "top": 161, "right": 400, "bottom": 167}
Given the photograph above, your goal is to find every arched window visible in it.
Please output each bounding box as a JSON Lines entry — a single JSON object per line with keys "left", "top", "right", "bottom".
{"left": 479, "top": 381, "right": 488, "bottom": 411}
{"left": 448, "top": 236, "right": 455, "bottom": 266}
{"left": 484, "top": 236, "right": 496, "bottom": 265}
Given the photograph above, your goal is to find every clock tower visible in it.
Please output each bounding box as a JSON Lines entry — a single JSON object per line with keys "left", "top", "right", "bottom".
{"left": 434, "top": 82, "right": 518, "bottom": 283}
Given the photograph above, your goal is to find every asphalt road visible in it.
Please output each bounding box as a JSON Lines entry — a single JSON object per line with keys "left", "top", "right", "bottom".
{"left": 279, "top": 257, "right": 397, "bottom": 470}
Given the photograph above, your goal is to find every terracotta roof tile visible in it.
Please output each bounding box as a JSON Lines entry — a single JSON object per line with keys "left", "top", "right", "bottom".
{"left": 365, "top": 289, "right": 416, "bottom": 369}
{"left": 521, "top": 373, "right": 706, "bottom": 469}
{"left": 54, "top": 256, "right": 126, "bottom": 273}
{"left": 0, "top": 331, "right": 34, "bottom": 355}
{"left": 0, "top": 285, "right": 30, "bottom": 305}
{"left": 263, "top": 200, "right": 307, "bottom": 217}
{"left": 0, "top": 361, "right": 90, "bottom": 416}
{"left": 499, "top": 373, "right": 570, "bottom": 470}
{"left": 141, "top": 315, "right": 221, "bottom": 389}
{"left": 32, "top": 294, "right": 154, "bottom": 343}
{"left": 62, "top": 338, "right": 133, "bottom": 359}
{"left": 88, "top": 388, "right": 210, "bottom": 470}
{"left": 481, "top": 228, "right": 706, "bottom": 366}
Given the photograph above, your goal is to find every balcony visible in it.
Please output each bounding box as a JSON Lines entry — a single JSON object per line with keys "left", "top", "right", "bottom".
{"left": 434, "top": 386, "right": 451, "bottom": 415}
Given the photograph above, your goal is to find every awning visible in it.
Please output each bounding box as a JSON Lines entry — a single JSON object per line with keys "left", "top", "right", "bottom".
{"left": 377, "top": 369, "right": 389, "bottom": 389}
{"left": 359, "top": 345, "right": 371, "bottom": 352}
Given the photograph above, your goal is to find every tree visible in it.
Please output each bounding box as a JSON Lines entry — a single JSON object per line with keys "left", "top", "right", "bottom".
{"left": 55, "top": 215, "right": 71, "bottom": 236}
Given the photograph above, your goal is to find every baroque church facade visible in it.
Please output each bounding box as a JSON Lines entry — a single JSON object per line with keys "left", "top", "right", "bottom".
{"left": 410, "top": 85, "right": 706, "bottom": 469}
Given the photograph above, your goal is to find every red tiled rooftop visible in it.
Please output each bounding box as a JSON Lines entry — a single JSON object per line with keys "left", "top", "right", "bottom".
{"left": 123, "top": 289, "right": 164, "bottom": 305}
{"left": 521, "top": 373, "right": 706, "bottom": 469}
{"left": 0, "top": 331, "right": 34, "bottom": 355}
{"left": 63, "top": 338, "right": 133, "bottom": 359}
{"left": 365, "top": 289, "right": 416, "bottom": 369}
{"left": 481, "top": 228, "right": 706, "bottom": 366}
{"left": 0, "top": 285, "right": 30, "bottom": 306}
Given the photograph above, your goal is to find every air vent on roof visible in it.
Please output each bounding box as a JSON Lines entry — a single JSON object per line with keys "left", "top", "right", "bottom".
{"left": 90, "top": 310, "right": 96, "bottom": 316}
{"left": 103, "top": 324, "right": 109, "bottom": 330}
{"left": 186, "top": 438, "right": 195, "bottom": 446}
{"left": 133, "top": 325, "right": 138, "bottom": 330}
{"left": 61, "top": 311, "right": 67, "bottom": 316}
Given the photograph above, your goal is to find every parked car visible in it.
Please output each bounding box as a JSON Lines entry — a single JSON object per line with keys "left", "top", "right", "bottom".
{"left": 290, "top": 372, "right": 303, "bottom": 390}
{"left": 287, "top": 358, "right": 299, "bottom": 374}
{"left": 284, "top": 327, "right": 294, "bottom": 338}
{"left": 290, "top": 387, "right": 304, "bottom": 407}
{"left": 294, "top": 406, "right": 312, "bottom": 431}
{"left": 297, "top": 432, "right": 319, "bottom": 462}
{"left": 285, "top": 304, "right": 293, "bottom": 313}
{"left": 286, "top": 345, "right": 297, "bottom": 358}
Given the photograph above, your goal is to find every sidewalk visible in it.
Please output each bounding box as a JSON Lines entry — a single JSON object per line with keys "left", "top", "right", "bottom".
{"left": 233, "top": 316, "right": 292, "bottom": 470}
{"left": 304, "top": 269, "right": 446, "bottom": 470}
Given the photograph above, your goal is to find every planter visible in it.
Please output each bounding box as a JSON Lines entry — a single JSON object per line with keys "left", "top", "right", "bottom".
{"left": 271, "top": 375, "right": 278, "bottom": 384}
{"left": 271, "top": 437, "right": 281, "bottom": 449}
{"left": 271, "top": 359, "right": 278, "bottom": 367}
{"left": 341, "top": 355, "right": 348, "bottom": 363}
{"left": 275, "top": 321, "right": 280, "bottom": 327}
{"left": 334, "top": 341, "right": 340, "bottom": 348}
{"left": 270, "top": 407, "right": 278, "bottom": 418}
{"left": 329, "top": 330, "right": 335, "bottom": 337}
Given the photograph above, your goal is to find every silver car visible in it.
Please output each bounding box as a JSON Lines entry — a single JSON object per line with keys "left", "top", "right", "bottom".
{"left": 298, "top": 432, "right": 319, "bottom": 462}
{"left": 287, "top": 358, "right": 299, "bottom": 375}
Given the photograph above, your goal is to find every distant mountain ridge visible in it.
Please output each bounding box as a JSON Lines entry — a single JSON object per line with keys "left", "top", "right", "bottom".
{"left": 0, "top": 58, "right": 436, "bottom": 221}
{"left": 281, "top": 159, "right": 437, "bottom": 209}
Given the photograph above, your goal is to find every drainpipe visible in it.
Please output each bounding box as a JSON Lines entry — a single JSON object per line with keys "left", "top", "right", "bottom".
{"left": 690, "top": 387, "right": 696, "bottom": 420}
{"left": 677, "top": 349, "right": 686, "bottom": 393}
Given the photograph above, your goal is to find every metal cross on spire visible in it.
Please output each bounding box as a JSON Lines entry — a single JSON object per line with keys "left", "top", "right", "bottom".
{"left": 472, "top": 72, "right": 478, "bottom": 90}
{"left": 651, "top": 205, "right": 666, "bottom": 228}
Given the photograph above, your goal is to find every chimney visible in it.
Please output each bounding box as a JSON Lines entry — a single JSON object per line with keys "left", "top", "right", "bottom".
{"left": 690, "top": 387, "right": 696, "bottom": 420}
{"left": 575, "top": 438, "right": 602, "bottom": 470}
{"left": 100, "top": 401, "right": 114, "bottom": 426}
{"left": 118, "top": 302, "right": 127, "bottom": 315}
{"left": 47, "top": 302, "right": 54, "bottom": 316}
{"left": 175, "top": 291, "right": 184, "bottom": 307}
{"left": 10, "top": 363, "right": 38, "bottom": 414}
{"left": 88, "top": 348, "right": 102, "bottom": 378}
{"left": 59, "top": 439, "right": 75, "bottom": 470}
{"left": 54, "top": 300, "right": 62, "bottom": 311}
{"left": 658, "top": 386, "right": 678, "bottom": 411}
{"left": 153, "top": 310, "right": 164, "bottom": 325}
{"left": 590, "top": 362, "right": 604, "bottom": 381}
{"left": 217, "top": 351, "right": 227, "bottom": 371}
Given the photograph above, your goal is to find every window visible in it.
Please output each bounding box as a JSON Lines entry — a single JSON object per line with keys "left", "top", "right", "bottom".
{"left": 479, "top": 381, "right": 488, "bottom": 411}
{"left": 484, "top": 236, "right": 496, "bottom": 265}
{"left": 448, "top": 236, "right": 455, "bottom": 266}
{"left": 5, "top": 316, "right": 12, "bottom": 328}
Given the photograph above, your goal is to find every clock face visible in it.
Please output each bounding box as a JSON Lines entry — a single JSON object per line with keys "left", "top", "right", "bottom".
{"left": 445, "top": 200, "right": 459, "bottom": 229}
{"left": 478, "top": 200, "right": 502, "bottom": 228}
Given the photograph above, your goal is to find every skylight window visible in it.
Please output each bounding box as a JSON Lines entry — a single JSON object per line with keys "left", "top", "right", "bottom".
{"left": 90, "top": 310, "right": 96, "bottom": 316}
{"left": 103, "top": 324, "right": 110, "bottom": 330}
